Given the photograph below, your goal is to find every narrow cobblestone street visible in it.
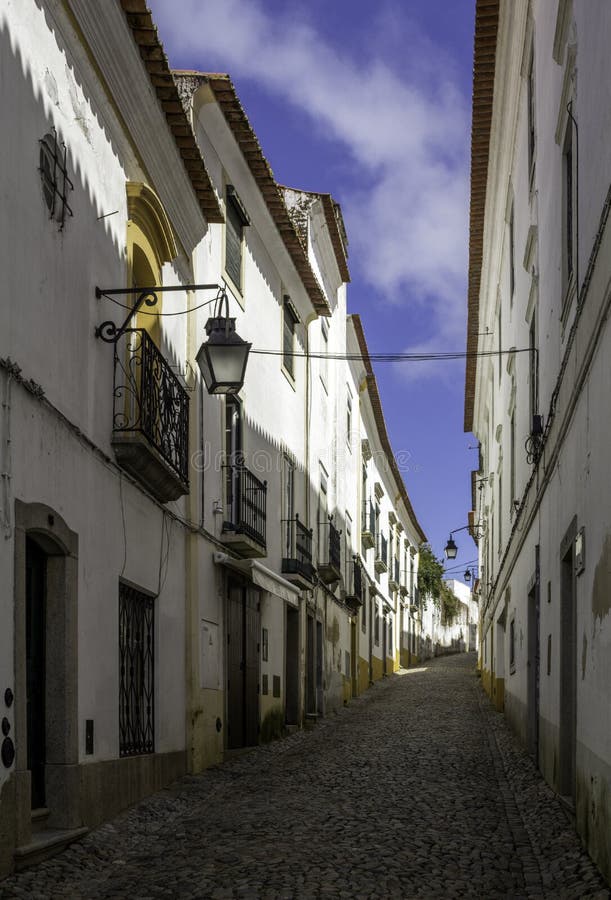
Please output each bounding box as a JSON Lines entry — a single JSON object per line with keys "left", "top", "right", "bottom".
{"left": 1, "top": 654, "right": 608, "bottom": 900}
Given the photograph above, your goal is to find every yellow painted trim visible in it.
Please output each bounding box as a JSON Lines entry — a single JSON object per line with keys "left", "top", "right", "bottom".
{"left": 127, "top": 182, "right": 178, "bottom": 269}
{"left": 371, "top": 656, "right": 384, "bottom": 682}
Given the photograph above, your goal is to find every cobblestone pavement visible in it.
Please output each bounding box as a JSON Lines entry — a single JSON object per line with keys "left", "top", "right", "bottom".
{"left": 1, "top": 653, "right": 609, "bottom": 899}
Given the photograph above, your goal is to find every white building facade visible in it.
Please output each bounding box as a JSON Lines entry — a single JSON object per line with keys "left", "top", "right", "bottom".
{"left": 466, "top": 0, "right": 611, "bottom": 879}
{"left": 0, "top": 1, "right": 426, "bottom": 878}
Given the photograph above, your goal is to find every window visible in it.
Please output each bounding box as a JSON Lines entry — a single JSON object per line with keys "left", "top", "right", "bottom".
{"left": 225, "top": 186, "right": 249, "bottom": 292}
{"left": 119, "top": 582, "right": 154, "bottom": 757}
{"left": 346, "top": 389, "right": 352, "bottom": 446}
{"left": 527, "top": 44, "right": 536, "bottom": 183}
{"left": 361, "top": 588, "right": 367, "bottom": 633}
{"left": 510, "top": 411, "right": 516, "bottom": 503}
{"left": 497, "top": 308, "right": 502, "bottom": 385}
{"left": 318, "top": 465, "right": 328, "bottom": 561}
{"left": 498, "top": 473, "right": 503, "bottom": 555}
{"left": 320, "top": 320, "right": 329, "bottom": 389}
{"left": 562, "top": 122, "right": 576, "bottom": 307}
{"left": 345, "top": 513, "right": 352, "bottom": 584}
{"left": 509, "top": 202, "right": 515, "bottom": 302}
{"left": 509, "top": 618, "right": 516, "bottom": 674}
{"left": 282, "top": 454, "right": 295, "bottom": 523}
{"left": 39, "top": 128, "right": 73, "bottom": 229}
{"left": 529, "top": 315, "right": 539, "bottom": 423}
{"left": 283, "top": 296, "right": 298, "bottom": 377}
{"left": 374, "top": 602, "right": 380, "bottom": 646}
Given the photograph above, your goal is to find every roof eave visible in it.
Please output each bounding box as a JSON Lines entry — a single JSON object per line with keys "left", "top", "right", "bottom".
{"left": 464, "top": 0, "right": 500, "bottom": 432}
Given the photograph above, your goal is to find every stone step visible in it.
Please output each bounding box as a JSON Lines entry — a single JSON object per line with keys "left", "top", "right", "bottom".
{"left": 14, "top": 827, "right": 88, "bottom": 871}
{"left": 31, "top": 807, "right": 49, "bottom": 834}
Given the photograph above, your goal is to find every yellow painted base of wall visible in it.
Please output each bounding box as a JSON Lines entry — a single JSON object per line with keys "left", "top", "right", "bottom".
{"left": 481, "top": 667, "right": 492, "bottom": 698}
{"left": 371, "top": 655, "right": 384, "bottom": 682}
{"left": 394, "top": 650, "right": 401, "bottom": 671}
{"left": 493, "top": 677, "right": 505, "bottom": 712}
{"left": 480, "top": 669, "right": 504, "bottom": 711}
{"left": 400, "top": 649, "right": 410, "bottom": 668}
{"left": 387, "top": 655, "right": 396, "bottom": 674}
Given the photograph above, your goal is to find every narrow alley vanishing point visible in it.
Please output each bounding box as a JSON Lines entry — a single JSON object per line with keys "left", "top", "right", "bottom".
{"left": 1, "top": 655, "right": 607, "bottom": 900}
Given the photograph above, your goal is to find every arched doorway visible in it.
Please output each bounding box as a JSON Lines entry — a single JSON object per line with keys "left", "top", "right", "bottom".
{"left": 14, "top": 501, "right": 79, "bottom": 848}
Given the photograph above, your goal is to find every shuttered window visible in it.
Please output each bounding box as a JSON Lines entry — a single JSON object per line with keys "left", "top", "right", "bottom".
{"left": 225, "top": 186, "right": 249, "bottom": 291}
{"left": 283, "top": 297, "right": 298, "bottom": 377}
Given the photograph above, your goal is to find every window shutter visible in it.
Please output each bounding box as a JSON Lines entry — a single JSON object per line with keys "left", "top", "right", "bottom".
{"left": 225, "top": 200, "right": 243, "bottom": 290}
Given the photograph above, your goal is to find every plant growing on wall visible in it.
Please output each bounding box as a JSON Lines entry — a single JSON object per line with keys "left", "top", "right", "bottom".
{"left": 440, "top": 582, "right": 460, "bottom": 625}
{"left": 417, "top": 544, "right": 444, "bottom": 608}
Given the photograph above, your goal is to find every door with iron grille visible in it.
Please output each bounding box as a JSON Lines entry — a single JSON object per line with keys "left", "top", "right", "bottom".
{"left": 226, "top": 580, "right": 260, "bottom": 748}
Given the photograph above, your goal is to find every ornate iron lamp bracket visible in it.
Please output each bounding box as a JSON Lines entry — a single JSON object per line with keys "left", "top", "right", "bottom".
{"left": 95, "top": 283, "right": 222, "bottom": 343}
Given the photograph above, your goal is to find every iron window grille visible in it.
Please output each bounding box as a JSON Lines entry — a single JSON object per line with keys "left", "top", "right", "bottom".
{"left": 39, "top": 128, "right": 73, "bottom": 230}
{"left": 119, "top": 582, "right": 154, "bottom": 757}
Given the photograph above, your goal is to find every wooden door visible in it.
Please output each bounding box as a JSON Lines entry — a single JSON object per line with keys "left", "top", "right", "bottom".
{"left": 26, "top": 538, "right": 46, "bottom": 810}
{"left": 226, "top": 580, "right": 260, "bottom": 749}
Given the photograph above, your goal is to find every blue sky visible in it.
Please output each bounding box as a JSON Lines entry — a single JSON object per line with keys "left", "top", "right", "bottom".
{"left": 149, "top": 0, "right": 478, "bottom": 573}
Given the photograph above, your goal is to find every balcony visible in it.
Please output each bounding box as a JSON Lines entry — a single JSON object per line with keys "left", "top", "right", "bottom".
{"left": 374, "top": 533, "right": 388, "bottom": 574}
{"left": 221, "top": 464, "right": 267, "bottom": 558}
{"left": 389, "top": 557, "right": 400, "bottom": 591}
{"left": 282, "top": 515, "right": 315, "bottom": 589}
{"left": 318, "top": 519, "right": 341, "bottom": 584}
{"left": 361, "top": 499, "right": 375, "bottom": 551}
{"left": 345, "top": 557, "right": 364, "bottom": 613}
{"left": 111, "top": 329, "right": 189, "bottom": 502}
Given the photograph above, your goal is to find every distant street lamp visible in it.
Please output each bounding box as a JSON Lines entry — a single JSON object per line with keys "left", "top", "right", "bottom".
{"left": 444, "top": 523, "right": 483, "bottom": 560}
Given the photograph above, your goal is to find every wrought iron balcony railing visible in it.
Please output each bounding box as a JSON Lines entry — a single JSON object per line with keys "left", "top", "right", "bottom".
{"left": 375, "top": 532, "right": 389, "bottom": 573}
{"left": 112, "top": 329, "right": 189, "bottom": 502}
{"left": 345, "top": 557, "right": 364, "bottom": 611}
{"left": 282, "top": 515, "right": 315, "bottom": 584}
{"left": 223, "top": 463, "right": 267, "bottom": 550}
{"left": 389, "top": 556, "right": 400, "bottom": 590}
{"left": 361, "top": 499, "right": 376, "bottom": 550}
{"left": 318, "top": 518, "right": 342, "bottom": 583}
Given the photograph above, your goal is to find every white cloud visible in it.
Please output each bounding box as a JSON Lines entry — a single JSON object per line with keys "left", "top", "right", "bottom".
{"left": 149, "top": 0, "right": 470, "bottom": 377}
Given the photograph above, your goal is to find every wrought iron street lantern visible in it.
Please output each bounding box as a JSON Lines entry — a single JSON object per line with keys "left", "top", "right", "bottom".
{"left": 444, "top": 535, "right": 458, "bottom": 560}
{"left": 196, "top": 291, "right": 251, "bottom": 395}
{"left": 444, "top": 523, "right": 483, "bottom": 560}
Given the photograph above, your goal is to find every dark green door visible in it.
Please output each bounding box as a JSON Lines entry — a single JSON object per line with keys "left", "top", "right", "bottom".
{"left": 226, "top": 580, "right": 260, "bottom": 749}
{"left": 26, "top": 537, "right": 46, "bottom": 810}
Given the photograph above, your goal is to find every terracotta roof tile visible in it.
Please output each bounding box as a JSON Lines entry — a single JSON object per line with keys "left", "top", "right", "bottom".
{"left": 351, "top": 315, "right": 427, "bottom": 544}
{"left": 464, "top": 0, "right": 500, "bottom": 432}
{"left": 174, "top": 72, "right": 332, "bottom": 316}
{"left": 119, "top": 1, "right": 223, "bottom": 224}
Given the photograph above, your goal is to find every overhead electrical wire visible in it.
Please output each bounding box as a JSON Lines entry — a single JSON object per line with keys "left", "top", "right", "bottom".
{"left": 98, "top": 293, "right": 533, "bottom": 362}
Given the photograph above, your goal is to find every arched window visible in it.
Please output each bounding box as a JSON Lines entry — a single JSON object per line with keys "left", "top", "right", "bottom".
{"left": 126, "top": 183, "right": 177, "bottom": 345}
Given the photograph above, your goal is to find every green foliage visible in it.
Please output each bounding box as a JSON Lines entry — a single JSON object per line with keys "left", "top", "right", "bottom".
{"left": 417, "top": 544, "right": 444, "bottom": 607}
{"left": 440, "top": 582, "right": 460, "bottom": 625}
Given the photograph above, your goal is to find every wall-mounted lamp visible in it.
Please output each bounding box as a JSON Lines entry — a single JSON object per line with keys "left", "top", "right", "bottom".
{"left": 196, "top": 290, "right": 251, "bottom": 395}
{"left": 444, "top": 523, "right": 484, "bottom": 560}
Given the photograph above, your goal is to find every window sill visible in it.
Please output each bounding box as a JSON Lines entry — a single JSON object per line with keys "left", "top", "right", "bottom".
{"left": 281, "top": 364, "right": 296, "bottom": 391}
{"left": 223, "top": 272, "right": 245, "bottom": 310}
